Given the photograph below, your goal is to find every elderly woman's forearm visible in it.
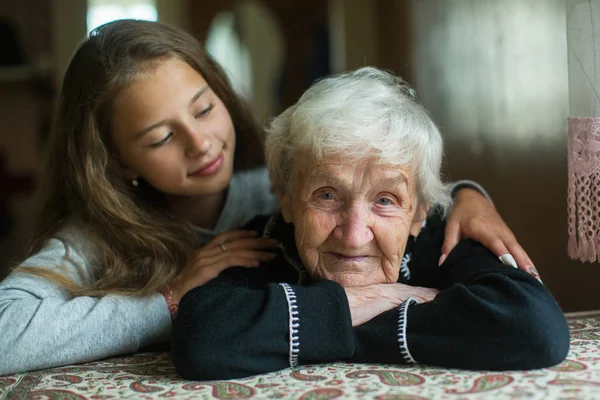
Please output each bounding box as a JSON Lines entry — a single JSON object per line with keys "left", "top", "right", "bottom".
{"left": 172, "top": 277, "right": 355, "bottom": 380}
{"left": 378, "top": 242, "right": 570, "bottom": 370}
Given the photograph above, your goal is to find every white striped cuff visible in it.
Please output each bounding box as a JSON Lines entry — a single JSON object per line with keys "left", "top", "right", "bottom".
{"left": 397, "top": 297, "right": 418, "bottom": 364}
{"left": 279, "top": 283, "right": 300, "bottom": 368}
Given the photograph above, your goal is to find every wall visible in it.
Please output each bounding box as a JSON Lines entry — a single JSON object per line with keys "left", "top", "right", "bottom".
{"left": 0, "top": 0, "right": 55, "bottom": 271}
{"left": 51, "top": 0, "right": 87, "bottom": 84}
{"left": 405, "top": 0, "right": 599, "bottom": 311}
{"left": 0, "top": 0, "right": 53, "bottom": 63}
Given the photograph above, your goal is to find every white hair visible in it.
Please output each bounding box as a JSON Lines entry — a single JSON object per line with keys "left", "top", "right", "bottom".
{"left": 264, "top": 67, "right": 452, "bottom": 214}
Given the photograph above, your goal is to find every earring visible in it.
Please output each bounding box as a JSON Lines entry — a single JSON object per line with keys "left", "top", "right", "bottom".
{"left": 132, "top": 178, "right": 139, "bottom": 187}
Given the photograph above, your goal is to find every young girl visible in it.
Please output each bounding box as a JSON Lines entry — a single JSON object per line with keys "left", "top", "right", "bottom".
{"left": 0, "top": 19, "right": 535, "bottom": 375}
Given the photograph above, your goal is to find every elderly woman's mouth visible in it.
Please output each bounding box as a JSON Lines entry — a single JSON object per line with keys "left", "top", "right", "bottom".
{"left": 330, "top": 253, "right": 369, "bottom": 262}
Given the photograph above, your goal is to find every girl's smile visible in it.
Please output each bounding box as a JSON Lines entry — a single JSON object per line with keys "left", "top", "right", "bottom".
{"left": 188, "top": 152, "right": 224, "bottom": 177}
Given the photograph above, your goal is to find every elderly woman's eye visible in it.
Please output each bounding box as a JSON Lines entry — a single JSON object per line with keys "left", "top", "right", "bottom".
{"left": 376, "top": 197, "right": 394, "bottom": 206}
{"left": 317, "top": 192, "right": 335, "bottom": 200}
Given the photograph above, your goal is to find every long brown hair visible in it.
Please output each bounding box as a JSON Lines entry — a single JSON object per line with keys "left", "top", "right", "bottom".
{"left": 20, "top": 19, "right": 264, "bottom": 296}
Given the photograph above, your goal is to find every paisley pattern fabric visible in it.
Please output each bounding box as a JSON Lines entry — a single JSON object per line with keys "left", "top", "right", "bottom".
{"left": 1, "top": 311, "right": 599, "bottom": 400}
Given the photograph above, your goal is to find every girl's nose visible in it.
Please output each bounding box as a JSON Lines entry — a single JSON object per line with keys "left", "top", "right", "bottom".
{"left": 185, "top": 131, "right": 211, "bottom": 158}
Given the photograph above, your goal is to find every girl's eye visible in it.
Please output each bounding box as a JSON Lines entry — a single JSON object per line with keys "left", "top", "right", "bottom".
{"left": 149, "top": 132, "right": 173, "bottom": 148}
{"left": 195, "top": 104, "right": 214, "bottom": 118}
{"left": 376, "top": 197, "right": 394, "bottom": 206}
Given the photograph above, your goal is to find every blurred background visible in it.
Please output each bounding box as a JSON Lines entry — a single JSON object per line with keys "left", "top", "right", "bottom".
{"left": 0, "top": 0, "right": 598, "bottom": 312}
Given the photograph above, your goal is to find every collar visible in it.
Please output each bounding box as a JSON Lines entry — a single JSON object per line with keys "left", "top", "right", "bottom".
{"left": 263, "top": 213, "right": 310, "bottom": 284}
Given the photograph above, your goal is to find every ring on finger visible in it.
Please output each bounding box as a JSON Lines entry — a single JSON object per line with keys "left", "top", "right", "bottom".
{"left": 219, "top": 242, "right": 227, "bottom": 252}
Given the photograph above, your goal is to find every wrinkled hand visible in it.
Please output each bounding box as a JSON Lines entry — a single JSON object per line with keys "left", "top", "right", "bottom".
{"left": 169, "top": 230, "right": 278, "bottom": 305}
{"left": 443, "top": 188, "right": 540, "bottom": 280}
{"left": 344, "top": 283, "right": 439, "bottom": 327}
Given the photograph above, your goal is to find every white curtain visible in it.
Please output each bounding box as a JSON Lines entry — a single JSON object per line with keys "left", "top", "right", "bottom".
{"left": 567, "top": 0, "right": 600, "bottom": 262}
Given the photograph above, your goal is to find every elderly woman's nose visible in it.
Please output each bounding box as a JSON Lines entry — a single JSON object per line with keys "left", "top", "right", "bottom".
{"left": 334, "top": 210, "right": 374, "bottom": 249}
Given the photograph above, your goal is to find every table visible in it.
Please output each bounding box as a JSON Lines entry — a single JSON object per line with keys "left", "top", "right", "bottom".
{"left": 2, "top": 311, "right": 599, "bottom": 399}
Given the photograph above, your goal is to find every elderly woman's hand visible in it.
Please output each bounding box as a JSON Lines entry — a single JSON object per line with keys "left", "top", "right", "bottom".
{"left": 168, "top": 230, "right": 278, "bottom": 306}
{"left": 344, "top": 283, "right": 439, "bottom": 327}
{"left": 443, "top": 188, "right": 540, "bottom": 280}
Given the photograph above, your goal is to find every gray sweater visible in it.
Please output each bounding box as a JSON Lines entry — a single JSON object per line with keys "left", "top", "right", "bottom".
{"left": 0, "top": 168, "right": 279, "bottom": 375}
{"left": 0, "top": 174, "right": 486, "bottom": 375}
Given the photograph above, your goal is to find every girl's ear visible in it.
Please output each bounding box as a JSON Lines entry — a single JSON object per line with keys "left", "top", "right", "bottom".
{"left": 122, "top": 167, "right": 138, "bottom": 182}
{"left": 116, "top": 155, "right": 138, "bottom": 181}
{"left": 111, "top": 130, "right": 140, "bottom": 183}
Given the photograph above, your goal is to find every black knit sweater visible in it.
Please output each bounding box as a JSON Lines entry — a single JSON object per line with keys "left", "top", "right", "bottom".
{"left": 172, "top": 212, "right": 570, "bottom": 380}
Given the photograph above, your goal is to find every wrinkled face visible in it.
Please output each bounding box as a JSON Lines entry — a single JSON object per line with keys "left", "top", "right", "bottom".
{"left": 111, "top": 57, "right": 235, "bottom": 197}
{"left": 280, "top": 153, "right": 421, "bottom": 287}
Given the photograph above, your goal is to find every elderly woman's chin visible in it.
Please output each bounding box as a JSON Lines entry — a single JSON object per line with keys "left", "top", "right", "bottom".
{"left": 306, "top": 254, "right": 400, "bottom": 287}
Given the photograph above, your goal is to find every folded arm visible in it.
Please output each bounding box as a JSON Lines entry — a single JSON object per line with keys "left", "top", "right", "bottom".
{"left": 172, "top": 273, "right": 354, "bottom": 380}
{"left": 0, "top": 239, "right": 171, "bottom": 375}
{"left": 173, "top": 240, "right": 569, "bottom": 380}
{"left": 353, "top": 239, "right": 569, "bottom": 370}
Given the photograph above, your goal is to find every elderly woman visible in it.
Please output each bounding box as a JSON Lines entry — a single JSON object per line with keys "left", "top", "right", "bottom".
{"left": 172, "top": 67, "right": 569, "bottom": 380}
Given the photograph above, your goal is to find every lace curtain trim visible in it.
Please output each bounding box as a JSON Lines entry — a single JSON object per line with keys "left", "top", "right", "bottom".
{"left": 568, "top": 117, "right": 600, "bottom": 262}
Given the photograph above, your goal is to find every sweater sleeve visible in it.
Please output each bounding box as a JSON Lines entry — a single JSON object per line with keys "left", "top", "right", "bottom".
{"left": 172, "top": 271, "right": 354, "bottom": 380}
{"left": 351, "top": 239, "right": 570, "bottom": 370}
{"left": 0, "top": 238, "right": 172, "bottom": 375}
{"left": 449, "top": 179, "right": 494, "bottom": 205}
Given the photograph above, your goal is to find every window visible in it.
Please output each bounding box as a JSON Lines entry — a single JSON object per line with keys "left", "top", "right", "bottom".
{"left": 205, "top": 10, "right": 252, "bottom": 98}
{"left": 87, "top": 0, "right": 157, "bottom": 34}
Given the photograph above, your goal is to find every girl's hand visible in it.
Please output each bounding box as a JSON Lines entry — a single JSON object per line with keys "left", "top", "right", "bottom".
{"left": 443, "top": 188, "right": 540, "bottom": 280}
{"left": 344, "top": 283, "right": 439, "bottom": 327}
{"left": 168, "top": 230, "right": 278, "bottom": 305}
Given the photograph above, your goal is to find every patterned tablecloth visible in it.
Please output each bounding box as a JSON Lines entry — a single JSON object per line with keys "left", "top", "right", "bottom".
{"left": 1, "top": 311, "right": 599, "bottom": 400}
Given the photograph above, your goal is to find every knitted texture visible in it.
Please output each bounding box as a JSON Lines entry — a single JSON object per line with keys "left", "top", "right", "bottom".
{"left": 568, "top": 117, "right": 600, "bottom": 262}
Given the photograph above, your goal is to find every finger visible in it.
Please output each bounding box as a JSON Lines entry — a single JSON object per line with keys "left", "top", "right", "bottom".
{"left": 198, "top": 238, "right": 279, "bottom": 259}
{"left": 527, "top": 265, "right": 542, "bottom": 283}
{"left": 201, "top": 255, "right": 264, "bottom": 273}
{"left": 480, "top": 235, "right": 511, "bottom": 262}
{"left": 218, "top": 237, "right": 279, "bottom": 252}
{"left": 414, "top": 294, "right": 435, "bottom": 303}
{"left": 209, "top": 230, "right": 259, "bottom": 248}
{"left": 200, "top": 231, "right": 262, "bottom": 256}
{"left": 222, "top": 249, "right": 277, "bottom": 262}
{"left": 440, "top": 222, "right": 461, "bottom": 265}
{"left": 196, "top": 250, "right": 276, "bottom": 269}
{"left": 193, "top": 257, "right": 262, "bottom": 285}
{"left": 507, "top": 244, "right": 542, "bottom": 282}
{"left": 506, "top": 242, "right": 536, "bottom": 273}
{"left": 414, "top": 290, "right": 438, "bottom": 303}
{"left": 486, "top": 239, "right": 542, "bottom": 282}
{"left": 208, "top": 230, "right": 259, "bottom": 248}
{"left": 213, "top": 257, "right": 261, "bottom": 269}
